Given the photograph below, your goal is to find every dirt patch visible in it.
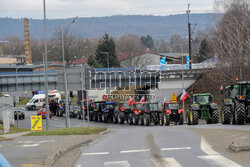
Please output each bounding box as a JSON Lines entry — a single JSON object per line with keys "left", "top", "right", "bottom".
{"left": 188, "top": 128, "right": 250, "bottom": 167}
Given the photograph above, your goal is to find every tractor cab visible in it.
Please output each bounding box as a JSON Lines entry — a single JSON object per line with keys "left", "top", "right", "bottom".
{"left": 193, "top": 93, "right": 212, "bottom": 106}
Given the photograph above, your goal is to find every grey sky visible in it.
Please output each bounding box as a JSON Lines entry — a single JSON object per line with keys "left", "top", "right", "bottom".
{"left": 0, "top": 0, "right": 215, "bottom": 19}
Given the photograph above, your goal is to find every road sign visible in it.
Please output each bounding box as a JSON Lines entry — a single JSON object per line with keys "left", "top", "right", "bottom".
{"left": 186, "top": 56, "right": 190, "bottom": 69}
{"left": 172, "top": 93, "right": 177, "bottom": 102}
{"left": 10, "top": 90, "right": 14, "bottom": 95}
{"left": 31, "top": 116, "right": 43, "bottom": 131}
{"left": 102, "top": 94, "right": 108, "bottom": 100}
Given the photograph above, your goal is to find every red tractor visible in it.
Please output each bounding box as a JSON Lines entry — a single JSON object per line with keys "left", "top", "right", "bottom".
{"left": 160, "top": 101, "right": 183, "bottom": 126}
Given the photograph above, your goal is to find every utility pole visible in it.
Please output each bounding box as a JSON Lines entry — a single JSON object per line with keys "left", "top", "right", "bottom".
{"left": 43, "top": 0, "right": 49, "bottom": 130}
{"left": 187, "top": 4, "right": 192, "bottom": 70}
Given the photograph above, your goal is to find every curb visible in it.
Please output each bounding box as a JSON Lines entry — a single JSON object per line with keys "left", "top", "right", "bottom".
{"left": 45, "top": 129, "right": 111, "bottom": 167}
{"left": 229, "top": 138, "right": 250, "bottom": 152}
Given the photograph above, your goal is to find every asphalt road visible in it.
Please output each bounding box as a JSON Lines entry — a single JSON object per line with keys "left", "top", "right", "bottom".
{"left": 74, "top": 126, "right": 244, "bottom": 167}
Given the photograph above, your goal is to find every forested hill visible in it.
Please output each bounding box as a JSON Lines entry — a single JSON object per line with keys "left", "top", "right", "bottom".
{"left": 0, "top": 14, "right": 219, "bottom": 40}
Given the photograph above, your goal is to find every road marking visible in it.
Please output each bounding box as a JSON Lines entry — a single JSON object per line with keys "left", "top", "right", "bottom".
{"left": 198, "top": 155, "right": 242, "bottom": 167}
{"left": 200, "top": 136, "right": 219, "bottom": 155}
{"left": 120, "top": 149, "right": 150, "bottom": 153}
{"left": 199, "top": 136, "right": 242, "bottom": 167}
{"left": 0, "top": 145, "right": 2, "bottom": 147}
{"left": 74, "top": 164, "right": 81, "bottom": 167}
{"left": 21, "top": 144, "right": 40, "bottom": 147}
{"left": 82, "top": 152, "right": 110, "bottom": 156}
{"left": 104, "top": 161, "right": 130, "bottom": 167}
{"left": 161, "top": 147, "right": 191, "bottom": 151}
{"left": 151, "top": 157, "right": 183, "bottom": 167}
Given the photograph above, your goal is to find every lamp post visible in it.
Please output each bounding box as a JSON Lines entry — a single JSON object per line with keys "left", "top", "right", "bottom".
{"left": 224, "top": 20, "right": 242, "bottom": 81}
{"left": 43, "top": 0, "right": 50, "bottom": 130}
{"left": 61, "top": 16, "right": 78, "bottom": 128}
{"left": 100, "top": 52, "right": 110, "bottom": 95}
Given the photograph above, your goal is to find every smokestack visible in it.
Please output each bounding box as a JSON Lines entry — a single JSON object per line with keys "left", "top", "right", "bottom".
{"left": 24, "top": 18, "right": 32, "bottom": 64}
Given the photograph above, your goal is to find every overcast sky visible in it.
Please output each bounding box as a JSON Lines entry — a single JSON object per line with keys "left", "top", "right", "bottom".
{"left": 1, "top": 0, "right": 215, "bottom": 19}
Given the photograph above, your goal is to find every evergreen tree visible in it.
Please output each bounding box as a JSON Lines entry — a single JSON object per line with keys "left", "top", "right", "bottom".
{"left": 140, "top": 35, "right": 154, "bottom": 50}
{"left": 87, "top": 54, "right": 102, "bottom": 68}
{"left": 96, "top": 33, "right": 119, "bottom": 68}
{"left": 198, "top": 39, "right": 209, "bottom": 63}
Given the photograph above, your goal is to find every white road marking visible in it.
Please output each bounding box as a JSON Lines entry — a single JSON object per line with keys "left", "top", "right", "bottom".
{"left": 21, "top": 144, "right": 40, "bottom": 147}
{"left": 0, "top": 145, "right": 2, "bottom": 147}
{"left": 82, "top": 152, "right": 110, "bottom": 156}
{"left": 120, "top": 149, "right": 150, "bottom": 153}
{"left": 161, "top": 147, "right": 191, "bottom": 151}
{"left": 200, "top": 136, "right": 219, "bottom": 155}
{"left": 151, "top": 157, "right": 183, "bottom": 167}
{"left": 74, "top": 164, "right": 81, "bottom": 167}
{"left": 198, "top": 155, "right": 242, "bottom": 167}
{"left": 200, "top": 136, "right": 242, "bottom": 167}
{"left": 104, "top": 161, "right": 130, "bottom": 167}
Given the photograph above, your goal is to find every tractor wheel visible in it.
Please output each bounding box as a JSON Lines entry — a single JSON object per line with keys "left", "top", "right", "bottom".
{"left": 139, "top": 115, "right": 144, "bottom": 126}
{"left": 102, "top": 113, "right": 108, "bottom": 123}
{"left": 211, "top": 109, "right": 219, "bottom": 123}
{"left": 221, "top": 106, "right": 231, "bottom": 124}
{"left": 144, "top": 114, "right": 151, "bottom": 126}
{"left": 186, "top": 111, "right": 191, "bottom": 125}
{"left": 134, "top": 115, "right": 139, "bottom": 125}
{"left": 113, "top": 113, "right": 118, "bottom": 124}
{"left": 235, "top": 101, "right": 245, "bottom": 125}
{"left": 153, "top": 114, "right": 159, "bottom": 125}
{"left": 128, "top": 113, "right": 133, "bottom": 125}
{"left": 78, "top": 113, "right": 82, "bottom": 120}
{"left": 159, "top": 113, "right": 163, "bottom": 126}
{"left": 118, "top": 112, "right": 125, "bottom": 124}
{"left": 179, "top": 113, "right": 183, "bottom": 125}
{"left": 164, "top": 114, "right": 170, "bottom": 126}
{"left": 89, "top": 111, "right": 93, "bottom": 121}
{"left": 190, "top": 110, "right": 199, "bottom": 125}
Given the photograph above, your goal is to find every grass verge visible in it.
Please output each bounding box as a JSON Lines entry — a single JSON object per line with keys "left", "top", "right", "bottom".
{"left": 25, "top": 127, "right": 107, "bottom": 136}
{"left": 0, "top": 136, "right": 11, "bottom": 141}
{"left": 18, "top": 97, "right": 30, "bottom": 106}
{"left": 0, "top": 124, "right": 29, "bottom": 135}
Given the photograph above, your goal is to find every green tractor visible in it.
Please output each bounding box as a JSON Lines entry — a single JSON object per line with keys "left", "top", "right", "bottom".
{"left": 221, "top": 81, "right": 250, "bottom": 125}
{"left": 186, "top": 93, "right": 219, "bottom": 125}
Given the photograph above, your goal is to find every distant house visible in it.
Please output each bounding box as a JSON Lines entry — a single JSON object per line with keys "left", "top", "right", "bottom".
{"left": 117, "top": 49, "right": 160, "bottom": 68}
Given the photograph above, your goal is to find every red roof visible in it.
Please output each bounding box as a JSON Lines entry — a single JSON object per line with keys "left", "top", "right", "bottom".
{"left": 117, "top": 49, "right": 159, "bottom": 61}
{"left": 71, "top": 57, "right": 87, "bottom": 65}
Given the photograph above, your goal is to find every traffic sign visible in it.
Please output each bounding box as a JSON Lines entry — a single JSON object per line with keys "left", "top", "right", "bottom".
{"left": 10, "top": 90, "right": 14, "bottom": 95}
{"left": 102, "top": 94, "right": 108, "bottom": 100}
{"left": 31, "top": 116, "right": 43, "bottom": 131}
{"left": 171, "top": 93, "right": 177, "bottom": 102}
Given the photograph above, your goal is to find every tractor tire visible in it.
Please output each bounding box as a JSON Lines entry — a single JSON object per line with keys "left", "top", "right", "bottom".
{"left": 164, "top": 114, "right": 170, "bottom": 126}
{"left": 186, "top": 111, "right": 191, "bottom": 125}
{"left": 179, "top": 114, "right": 183, "bottom": 125}
{"left": 235, "top": 101, "right": 245, "bottom": 125}
{"left": 139, "top": 115, "right": 144, "bottom": 126}
{"left": 78, "top": 113, "right": 82, "bottom": 120}
{"left": 113, "top": 114, "right": 119, "bottom": 124}
{"left": 89, "top": 111, "right": 93, "bottom": 121}
{"left": 134, "top": 115, "right": 139, "bottom": 125}
{"left": 94, "top": 113, "right": 99, "bottom": 122}
{"left": 153, "top": 114, "right": 159, "bottom": 125}
{"left": 159, "top": 113, "right": 164, "bottom": 126}
{"left": 128, "top": 113, "right": 133, "bottom": 125}
{"left": 102, "top": 113, "right": 108, "bottom": 123}
{"left": 118, "top": 112, "right": 125, "bottom": 124}
{"left": 221, "top": 106, "right": 231, "bottom": 124}
{"left": 144, "top": 114, "right": 151, "bottom": 126}
{"left": 190, "top": 110, "right": 199, "bottom": 125}
{"left": 211, "top": 109, "right": 219, "bottom": 123}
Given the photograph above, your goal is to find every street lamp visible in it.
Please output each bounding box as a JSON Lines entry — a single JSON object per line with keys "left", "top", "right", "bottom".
{"left": 61, "top": 16, "right": 78, "bottom": 128}
{"left": 224, "top": 20, "right": 242, "bottom": 81}
{"left": 100, "top": 52, "right": 110, "bottom": 95}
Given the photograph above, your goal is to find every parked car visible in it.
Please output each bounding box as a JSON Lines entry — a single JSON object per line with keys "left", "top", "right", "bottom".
{"left": 14, "top": 111, "right": 25, "bottom": 120}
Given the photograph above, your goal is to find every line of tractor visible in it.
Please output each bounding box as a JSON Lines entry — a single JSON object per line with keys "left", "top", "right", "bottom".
{"left": 78, "top": 81, "right": 250, "bottom": 126}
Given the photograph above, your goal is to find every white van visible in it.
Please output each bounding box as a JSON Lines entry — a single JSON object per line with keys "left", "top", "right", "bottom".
{"left": 25, "top": 91, "right": 61, "bottom": 110}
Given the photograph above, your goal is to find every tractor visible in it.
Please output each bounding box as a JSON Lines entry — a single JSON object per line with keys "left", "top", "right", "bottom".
{"left": 221, "top": 81, "right": 250, "bottom": 125}
{"left": 117, "top": 101, "right": 133, "bottom": 124}
{"left": 128, "top": 102, "right": 145, "bottom": 125}
{"left": 147, "top": 102, "right": 161, "bottom": 125}
{"left": 186, "top": 93, "right": 219, "bottom": 125}
{"left": 90, "top": 101, "right": 106, "bottom": 121}
{"left": 161, "top": 101, "right": 183, "bottom": 126}
{"left": 101, "top": 102, "right": 118, "bottom": 123}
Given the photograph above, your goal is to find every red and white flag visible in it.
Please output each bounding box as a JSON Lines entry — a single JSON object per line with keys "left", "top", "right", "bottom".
{"left": 140, "top": 96, "right": 145, "bottom": 103}
{"left": 163, "top": 97, "right": 166, "bottom": 104}
{"left": 128, "top": 96, "right": 133, "bottom": 105}
{"left": 180, "top": 89, "right": 188, "bottom": 102}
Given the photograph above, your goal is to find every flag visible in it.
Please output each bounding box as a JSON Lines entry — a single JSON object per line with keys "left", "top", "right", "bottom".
{"left": 49, "top": 90, "right": 57, "bottom": 94}
{"left": 140, "top": 96, "right": 145, "bottom": 103}
{"left": 180, "top": 90, "right": 188, "bottom": 102}
{"left": 128, "top": 96, "right": 133, "bottom": 105}
{"left": 163, "top": 97, "right": 166, "bottom": 104}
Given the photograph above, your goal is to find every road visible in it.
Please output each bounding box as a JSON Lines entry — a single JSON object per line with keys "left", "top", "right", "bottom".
{"left": 74, "top": 126, "right": 244, "bottom": 167}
